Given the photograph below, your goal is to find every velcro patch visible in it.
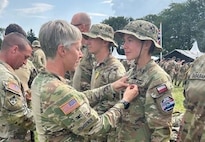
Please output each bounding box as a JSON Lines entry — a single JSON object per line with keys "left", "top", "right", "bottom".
{"left": 161, "top": 96, "right": 175, "bottom": 112}
{"left": 4, "top": 81, "right": 21, "bottom": 94}
{"left": 156, "top": 84, "right": 168, "bottom": 94}
{"left": 60, "top": 98, "right": 80, "bottom": 115}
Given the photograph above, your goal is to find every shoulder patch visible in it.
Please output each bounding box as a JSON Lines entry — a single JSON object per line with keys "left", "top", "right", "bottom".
{"left": 60, "top": 98, "right": 80, "bottom": 115}
{"left": 4, "top": 81, "right": 21, "bottom": 94}
{"left": 156, "top": 84, "right": 168, "bottom": 94}
{"left": 161, "top": 96, "right": 175, "bottom": 112}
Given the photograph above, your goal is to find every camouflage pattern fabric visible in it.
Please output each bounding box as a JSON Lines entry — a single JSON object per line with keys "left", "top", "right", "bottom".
{"left": 170, "top": 111, "right": 184, "bottom": 142}
{"left": 0, "top": 61, "right": 35, "bottom": 141}
{"left": 115, "top": 60, "right": 174, "bottom": 142}
{"left": 15, "top": 60, "right": 38, "bottom": 92}
{"left": 31, "top": 71, "right": 125, "bottom": 142}
{"left": 178, "top": 54, "right": 205, "bottom": 142}
{"left": 91, "top": 55, "right": 125, "bottom": 90}
{"left": 89, "top": 55, "right": 126, "bottom": 142}
{"left": 72, "top": 45, "right": 94, "bottom": 91}
{"left": 32, "top": 48, "right": 46, "bottom": 72}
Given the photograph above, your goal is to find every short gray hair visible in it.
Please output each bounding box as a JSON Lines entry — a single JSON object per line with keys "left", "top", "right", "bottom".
{"left": 39, "top": 20, "right": 82, "bottom": 58}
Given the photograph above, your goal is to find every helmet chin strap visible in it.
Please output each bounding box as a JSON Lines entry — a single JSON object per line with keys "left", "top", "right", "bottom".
{"left": 135, "top": 41, "right": 144, "bottom": 66}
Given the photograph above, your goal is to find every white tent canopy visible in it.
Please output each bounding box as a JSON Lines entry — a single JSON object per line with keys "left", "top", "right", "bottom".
{"left": 163, "top": 40, "right": 204, "bottom": 62}
{"left": 190, "top": 40, "right": 201, "bottom": 56}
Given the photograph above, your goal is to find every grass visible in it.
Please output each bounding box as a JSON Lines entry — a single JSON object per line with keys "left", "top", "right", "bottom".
{"left": 172, "top": 85, "right": 185, "bottom": 113}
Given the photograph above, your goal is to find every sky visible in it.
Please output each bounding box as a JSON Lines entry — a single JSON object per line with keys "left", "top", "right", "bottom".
{"left": 0, "top": 0, "right": 187, "bottom": 36}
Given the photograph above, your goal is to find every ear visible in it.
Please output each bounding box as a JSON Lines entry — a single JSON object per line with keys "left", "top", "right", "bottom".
{"left": 57, "top": 45, "right": 66, "bottom": 57}
{"left": 144, "top": 40, "right": 152, "bottom": 50}
{"left": 11, "top": 45, "right": 18, "bottom": 54}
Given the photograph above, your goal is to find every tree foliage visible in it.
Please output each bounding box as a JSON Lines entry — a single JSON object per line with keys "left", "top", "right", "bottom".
{"left": 27, "top": 29, "right": 38, "bottom": 44}
{"left": 101, "top": 0, "right": 205, "bottom": 54}
{"left": 0, "top": 28, "right": 5, "bottom": 46}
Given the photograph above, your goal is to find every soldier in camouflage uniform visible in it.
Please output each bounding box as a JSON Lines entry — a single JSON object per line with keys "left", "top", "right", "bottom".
{"left": 4, "top": 23, "right": 37, "bottom": 142}
{"left": 71, "top": 12, "right": 94, "bottom": 91}
{"left": 177, "top": 54, "right": 205, "bottom": 142}
{"left": 31, "top": 19, "right": 139, "bottom": 142}
{"left": 4, "top": 23, "right": 38, "bottom": 104}
{"left": 31, "top": 39, "right": 46, "bottom": 72}
{"left": 114, "top": 20, "right": 175, "bottom": 142}
{"left": 0, "top": 32, "right": 35, "bottom": 141}
{"left": 82, "top": 24, "right": 126, "bottom": 141}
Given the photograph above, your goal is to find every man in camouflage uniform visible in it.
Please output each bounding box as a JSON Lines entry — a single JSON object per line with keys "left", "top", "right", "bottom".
{"left": 114, "top": 20, "right": 175, "bottom": 142}
{"left": 31, "top": 19, "right": 139, "bottom": 142}
{"left": 177, "top": 54, "right": 205, "bottom": 142}
{"left": 71, "top": 12, "right": 94, "bottom": 91}
{"left": 5, "top": 23, "right": 38, "bottom": 104}
{"left": 0, "top": 32, "right": 35, "bottom": 141}
{"left": 82, "top": 23, "right": 126, "bottom": 141}
{"left": 4, "top": 23, "right": 38, "bottom": 141}
{"left": 31, "top": 39, "right": 46, "bottom": 72}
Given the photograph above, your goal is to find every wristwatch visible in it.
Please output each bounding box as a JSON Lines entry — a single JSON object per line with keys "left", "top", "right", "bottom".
{"left": 120, "top": 99, "right": 130, "bottom": 109}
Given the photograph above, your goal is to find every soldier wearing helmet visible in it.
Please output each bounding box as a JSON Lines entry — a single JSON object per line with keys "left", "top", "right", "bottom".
{"left": 31, "top": 40, "right": 46, "bottom": 72}
{"left": 114, "top": 20, "right": 174, "bottom": 141}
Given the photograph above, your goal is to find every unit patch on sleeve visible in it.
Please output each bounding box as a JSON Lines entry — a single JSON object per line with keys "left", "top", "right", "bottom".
{"left": 60, "top": 98, "right": 80, "bottom": 115}
{"left": 156, "top": 84, "right": 168, "bottom": 94}
{"left": 160, "top": 96, "right": 175, "bottom": 112}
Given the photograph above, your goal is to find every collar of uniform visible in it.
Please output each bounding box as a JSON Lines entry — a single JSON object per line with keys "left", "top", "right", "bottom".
{"left": 0, "top": 60, "right": 15, "bottom": 73}
{"left": 41, "top": 71, "right": 69, "bottom": 84}
{"left": 136, "top": 59, "right": 155, "bottom": 74}
{"left": 93, "top": 54, "right": 112, "bottom": 68}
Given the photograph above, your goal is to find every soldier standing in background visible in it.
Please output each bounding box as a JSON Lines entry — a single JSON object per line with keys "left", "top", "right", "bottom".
{"left": 115, "top": 20, "right": 174, "bottom": 141}
{"left": 82, "top": 23, "right": 126, "bottom": 141}
{"left": 32, "top": 39, "right": 46, "bottom": 72}
{"left": 31, "top": 19, "right": 139, "bottom": 142}
{"left": 0, "top": 32, "right": 35, "bottom": 141}
{"left": 177, "top": 54, "right": 205, "bottom": 142}
{"left": 71, "top": 12, "right": 94, "bottom": 91}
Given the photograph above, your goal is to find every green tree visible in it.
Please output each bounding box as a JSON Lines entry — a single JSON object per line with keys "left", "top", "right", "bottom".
{"left": 0, "top": 28, "right": 5, "bottom": 46}
{"left": 27, "top": 29, "right": 37, "bottom": 43}
{"left": 158, "top": 0, "right": 205, "bottom": 52}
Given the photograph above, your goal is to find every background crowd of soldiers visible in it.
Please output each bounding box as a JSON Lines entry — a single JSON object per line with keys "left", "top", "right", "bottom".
{"left": 157, "top": 57, "right": 191, "bottom": 87}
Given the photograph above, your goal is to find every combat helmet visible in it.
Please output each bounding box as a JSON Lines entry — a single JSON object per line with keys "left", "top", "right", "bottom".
{"left": 115, "top": 20, "right": 162, "bottom": 52}
{"left": 32, "top": 40, "right": 41, "bottom": 48}
{"left": 82, "top": 23, "right": 118, "bottom": 47}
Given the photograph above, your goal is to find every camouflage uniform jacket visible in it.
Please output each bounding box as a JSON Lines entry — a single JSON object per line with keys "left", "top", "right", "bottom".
{"left": 32, "top": 48, "right": 46, "bottom": 72}
{"left": 117, "top": 60, "right": 174, "bottom": 142}
{"left": 15, "top": 60, "right": 38, "bottom": 92}
{"left": 178, "top": 54, "right": 205, "bottom": 142}
{"left": 72, "top": 46, "right": 94, "bottom": 91}
{"left": 31, "top": 71, "right": 125, "bottom": 142}
{"left": 91, "top": 54, "right": 126, "bottom": 113}
{"left": 0, "top": 61, "right": 34, "bottom": 141}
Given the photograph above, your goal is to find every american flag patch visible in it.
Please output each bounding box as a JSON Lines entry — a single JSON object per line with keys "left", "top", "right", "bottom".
{"left": 60, "top": 98, "right": 80, "bottom": 115}
{"left": 156, "top": 84, "right": 168, "bottom": 94}
{"left": 7, "top": 82, "right": 21, "bottom": 93}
